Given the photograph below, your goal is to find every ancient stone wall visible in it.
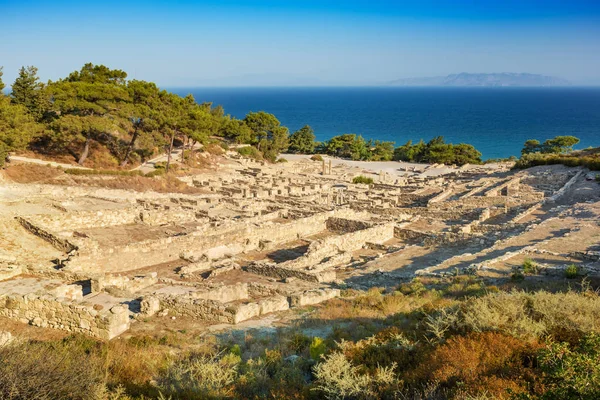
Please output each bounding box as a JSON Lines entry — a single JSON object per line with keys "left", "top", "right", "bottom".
{"left": 0, "top": 294, "right": 129, "bottom": 340}
{"left": 326, "top": 217, "right": 373, "bottom": 233}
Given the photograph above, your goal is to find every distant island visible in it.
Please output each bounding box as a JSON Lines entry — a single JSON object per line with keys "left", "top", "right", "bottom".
{"left": 389, "top": 72, "right": 571, "bottom": 87}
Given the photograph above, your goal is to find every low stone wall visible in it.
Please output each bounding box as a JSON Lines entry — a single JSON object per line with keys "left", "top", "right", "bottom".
{"left": 91, "top": 273, "right": 158, "bottom": 293}
{"left": 289, "top": 288, "right": 340, "bottom": 307}
{"left": 66, "top": 209, "right": 363, "bottom": 273}
{"left": 326, "top": 217, "right": 373, "bottom": 233}
{"left": 280, "top": 222, "right": 395, "bottom": 271}
{"left": 157, "top": 295, "right": 238, "bottom": 323}
{"left": 546, "top": 170, "right": 583, "bottom": 203}
{"left": 511, "top": 203, "right": 543, "bottom": 223}
{"left": 16, "top": 217, "right": 77, "bottom": 253}
{"left": 156, "top": 292, "right": 289, "bottom": 324}
{"left": 428, "top": 188, "right": 453, "bottom": 205}
{"left": 192, "top": 283, "right": 249, "bottom": 303}
{"left": 485, "top": 177, "right": 521, "bottom": 197}
{"left": 0, "top": 294, "right": 129, "bottom": 340}
{"left": 244, "top": 262, "right": 336, "bottom": 283}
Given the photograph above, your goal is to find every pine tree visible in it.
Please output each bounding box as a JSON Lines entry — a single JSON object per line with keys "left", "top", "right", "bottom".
{"left": 11, "top": 66, "right": 47, "bottom": 119}
{"left": 0, "top": 66, "right": 5, "bottom": 93}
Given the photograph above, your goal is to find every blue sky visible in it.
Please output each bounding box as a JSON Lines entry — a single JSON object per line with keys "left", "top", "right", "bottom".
{"left": 1, "top": 0, "right": 600, "bottom": 86}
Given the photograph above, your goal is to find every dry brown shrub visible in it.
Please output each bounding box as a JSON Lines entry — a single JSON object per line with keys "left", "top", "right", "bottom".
{"left": 3, "top": 163, "right": 63, "bottom": 183}
{"left": 104, "top": 339, "right": 171, "bottom": 396}
{"left": 203, "top": 143, "right": 225, "bottom": 155}
{"left": 417, "top": 332, "right": 540, "bottom": 399}
{"left": 0, "top": 338, "right": 105, "bottom": 400}
{"left": 63, "top": 174, "right": 206, "bottom": 194}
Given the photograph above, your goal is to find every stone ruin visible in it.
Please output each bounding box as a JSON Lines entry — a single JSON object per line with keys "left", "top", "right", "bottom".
{"left": 1, "top": 154, "right": 598, "bottom": 339}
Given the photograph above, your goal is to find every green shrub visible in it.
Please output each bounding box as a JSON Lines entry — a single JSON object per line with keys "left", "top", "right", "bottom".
{"left": 313, "top": 352, "right": 396, "bottom": 399}
{"left": 565, "top": 264, "right": 579, "bottom": 279}
{"left": 427, "top": 290, "right": 600, "bottom": 341}
{"left": 218, "top": 141, "right": 230, "bottom": 151}
{"left": 522, "top": 258, "right": 538, "bottom": 275}
{"left": 514, "top": 151, "right": 600, "bottom": 171}
{"left": 236, "top": 146, "right": 263, "bottom": 160}
{"left": 511, "top": 270, "right": 525, "bottom": 282}
{"left": 145, "top": 168, "right": 166, "bottom": 177}
{"left": 352, "top": 175, "right": 374, "bottom": 185}
{"left": 536, "top": 333, "right": 600, "bottom": 399}
{"left": 398, "top": 279, "right": 427, "bottom": 296}
{"left": 310, "top": 154, "right": 323, "bottom": 162}
{"left": 157, "top": 352, "right": 240, "bottom": 399}
{"left": 309, "top": 337, "right": 327, "bottom": 361}
{"left": 229, "top": 344, "right": 242, "bottom": 357}
{"left": 276, "top": 157, "right": 288, "bottom": 163}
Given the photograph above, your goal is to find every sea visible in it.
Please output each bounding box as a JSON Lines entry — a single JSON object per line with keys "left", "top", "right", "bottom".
{"left": 170, "top": 87, "right": 600, "bottom": 160}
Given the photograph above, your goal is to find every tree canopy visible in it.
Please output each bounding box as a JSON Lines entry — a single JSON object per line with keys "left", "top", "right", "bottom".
{"left": 521, "top": 136, "right": 580, "bottom": 155}
{"left": 393, "top": 136, "right": 481, "bottom": 165}
{"left": 0, "top": 67, "right": 5, "bottom": 93}
{"left": 11, "top": 66, "right": 48, "bottom": 120}
{"left": 288, "top": 125, "right": 316, "bottom": 154}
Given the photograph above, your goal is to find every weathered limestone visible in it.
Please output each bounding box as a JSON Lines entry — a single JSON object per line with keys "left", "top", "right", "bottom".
{"left": 192, "top": 283, "right": 249, "bottom": 303}
{"left": 289, "top": 288, "right": 340, "bottom": 307}
{"left": 258, "top": 295, "right": 289, "bottom": 315}
{"left": 0, "top": 294, "right": 130, "bottom": 340}
{"left": 0, "top": 263, "right": 21, "bottom": 281}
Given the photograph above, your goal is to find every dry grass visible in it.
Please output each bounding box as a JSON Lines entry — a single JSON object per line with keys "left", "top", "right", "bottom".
{"left": 3, "top": 164, "right": 63, "bottom": 183}
{"left": 60, "top": 174, "right": 206, "bottom": 194}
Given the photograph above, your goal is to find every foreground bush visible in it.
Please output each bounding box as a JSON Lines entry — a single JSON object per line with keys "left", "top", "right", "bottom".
{"left": 425, "top": 290, "right": 600, "bottom": 342}
{"left": 157, "top": 352, "right": 240, "bottom": 399}
{"left": 0, "top": 339, "right": 105, "bottom": 400}
{"left": 533, "top": 333, "right": 600, "bottom": 399}
{"left": 313, "top": 352, "right": 397, "bottom": 400}
{"left": 418, "top": 332, "right": 539, "bottom": 398}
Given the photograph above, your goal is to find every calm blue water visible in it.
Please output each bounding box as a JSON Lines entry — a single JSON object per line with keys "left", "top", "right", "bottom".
{"left": 170, "top": 87, "right": 600, "bottom": 159}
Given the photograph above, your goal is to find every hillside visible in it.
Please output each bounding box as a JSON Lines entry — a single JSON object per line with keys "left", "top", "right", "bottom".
{"left": 389, "top": 72, "right": 571, "bottom": 87}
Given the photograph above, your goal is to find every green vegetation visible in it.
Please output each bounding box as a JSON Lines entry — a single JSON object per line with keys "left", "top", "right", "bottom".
{"left": 522, "top": 258, "right": 539, "bottom": 275}
{"left": 352, "top": 175, "right": 374, "bottom": 185}
{"left": 515, "top": 136, "right": 600, "bottom": 171}
{"left": 310, "top": 154, "right": 323, "bottom": 162}
{"left": 514, "top": 150, "right": 600, "bottom": 171}
{"left": 0, "top": 63, "right": 293, "bottom": 169}
{"left": 288, "top": 125, "right": 316, "bottom": 154}
{"left": 565, "top": 264, "right": 580, "bottom": 279}
{"left": 521, "top": 135, "right": 580, "bottom": 155}
{"left": 3, "top": 276, "right": 600, "bottom": 399}
{"left": 236, "top": 146, "right": 263, "bottom": 160}
{"left": 394, "top": 136, "right": 482, "bottom": 165}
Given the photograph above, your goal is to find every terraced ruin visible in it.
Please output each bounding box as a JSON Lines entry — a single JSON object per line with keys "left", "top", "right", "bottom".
{"left": 1, "top": 154, "right": 599, "bottom": 339}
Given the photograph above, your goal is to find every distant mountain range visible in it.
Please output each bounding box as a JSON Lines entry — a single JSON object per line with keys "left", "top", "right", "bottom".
{"left": 389, "top": 73, "right": 571, "bottom": 87}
